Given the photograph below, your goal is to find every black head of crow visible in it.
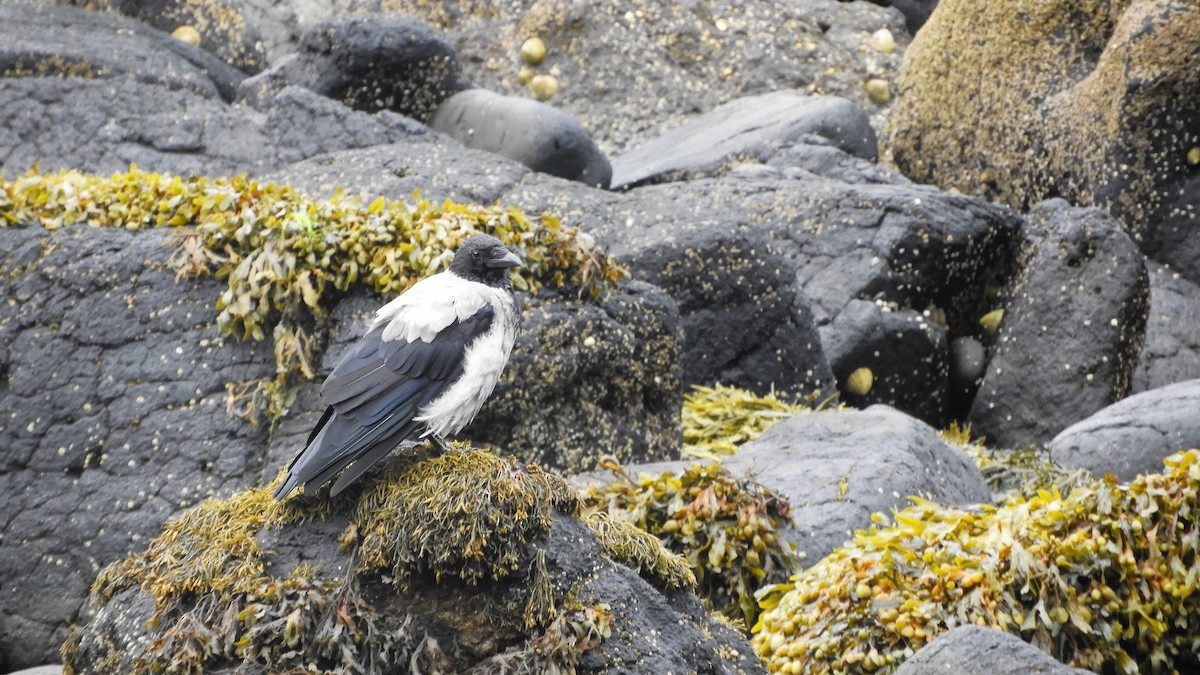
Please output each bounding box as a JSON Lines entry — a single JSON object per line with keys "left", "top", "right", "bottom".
{"left": 272, "top": 233, "right": 522, "bottom": 499}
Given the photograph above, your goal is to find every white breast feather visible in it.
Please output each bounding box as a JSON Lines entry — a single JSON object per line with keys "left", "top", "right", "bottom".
{"left": 414, "top": 283, "right": 519, "bottom": 438}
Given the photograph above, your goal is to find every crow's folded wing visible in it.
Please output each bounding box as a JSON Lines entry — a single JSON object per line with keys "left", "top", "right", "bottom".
{"left": 321, "top": 304, "right": 495, "bottom": 425}
{"left": 272, "top": 284, "right": 495, "bottom": 498}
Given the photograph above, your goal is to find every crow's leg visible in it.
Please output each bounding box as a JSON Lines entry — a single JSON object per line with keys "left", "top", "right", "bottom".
{"left": 429, "top": 435, "right": 452, "bottom": 454}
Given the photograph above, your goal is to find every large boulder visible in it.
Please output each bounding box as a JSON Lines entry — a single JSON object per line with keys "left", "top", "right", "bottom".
{"left": 237, "top": 12, "right": 462, "bottom": 122}
{"left": 885, "top": 0, "right": 1200, "bottom": 283}
{"left": 723, "top": 406, "right": 992, "bottom": 565}
{"left": 893, "top": 625, "right": 1096, "bottom": 675}
{"left": 0, "top": 2, "right": 245, "bottom": 101}
{"left": 1049, "top": 378, "right": 1200, "bottom": 482}
{"left": 0, "top": 224, "right": 274, "bottom": 670}
{"left": 1133, "top": 262, "right": 1200, "bottom": 393}
{"left": 610, "top": 91, "right": 878, "bottom": 189}
{"left": 588, "top": 173, "right": 1022, "bottom": 423}
{"left": 431, "top": 88, "right": 612, "bottom": 188}
{"left": 968, "top": 201, "right": 1149, "bottom": 449}
{"left": 64, "top": 452, "right": 764, "bottom": 673}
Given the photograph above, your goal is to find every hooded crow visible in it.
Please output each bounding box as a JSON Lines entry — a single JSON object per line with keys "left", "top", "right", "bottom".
{"left": 272, "top": 233, "right": 522, "bottom": 499}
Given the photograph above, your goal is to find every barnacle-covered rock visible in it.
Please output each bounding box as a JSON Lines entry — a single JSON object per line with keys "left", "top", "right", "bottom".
{"left": 61, "top": 0, "right": 269, "bottom": 73}
{"left": 237, "top": 12, "right": 461, "bottom": 122}
{"left": 885, "top": 0, "right": 1200, "bottom": 284}
{"left": 64, "top": 449, "right": 762, "bottom": 673}
{"left": 0, "top": 2, "right": 245, "bottom": 101}
{"left": 753, "top": 450, "right": 1200, "bottom": 675}
{"left": 968, "top": 201, "right": 1149, "bottom": 448}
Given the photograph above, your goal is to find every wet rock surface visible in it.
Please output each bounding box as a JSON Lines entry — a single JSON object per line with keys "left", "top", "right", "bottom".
{"left": 1050, "top": 378, "right": 1200, "bottom": 482}
{"left": 968, "top": 201, "right": 1150, "bottom": 448}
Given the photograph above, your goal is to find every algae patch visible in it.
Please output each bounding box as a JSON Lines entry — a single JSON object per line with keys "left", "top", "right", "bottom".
{"left": 0, "top": 166, "right": 626, "bottom": 424}
{"left": 581, "top": 460, "right": 799, "bottom": 627}
{"left": 682, "top": 383, "right": 836, "bottom": 460}
{"left": 753, "top": 449, "right": 1200, "bottom": 674}
{"left": 69, "top": 449, "right": 659, "bottom": 673}
{"left": 355, "top": 449, "right": 579, "bottom": 587}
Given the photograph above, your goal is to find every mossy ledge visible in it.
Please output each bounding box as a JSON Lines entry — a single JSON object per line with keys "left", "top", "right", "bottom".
{"left": 0, "top": 166, "right": 625, "bottom": 424}
{"left": 67, "top": 448, "right": 688, "bottom": 673}
{"left": 753, "top": 449, "right": 1200, "bottom": 674}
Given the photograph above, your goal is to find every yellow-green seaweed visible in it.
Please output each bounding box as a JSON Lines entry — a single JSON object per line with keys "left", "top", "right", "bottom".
{"left": 753, "top": 449, "right": 1200, "bottom": 674}
{"left": 354, "top": 449, "right": 579, "bottom": 587}
{"left": 581, "top": 460, "right": 799, "bottom": 627}
{"left": 682, "top": 384, "right": 836, "bottom": 460}
{"left": 70, "top": 447, "right": 619, "bottom": 674}
{"left": 1, "top": 166, "right": 626, "bottom": 424}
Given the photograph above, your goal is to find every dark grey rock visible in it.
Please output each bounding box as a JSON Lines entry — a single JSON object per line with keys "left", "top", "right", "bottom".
{"left": 0, "top": 1, "right": 246, "bottom": 101}
{"left": 67, "top": 500, "right": 765, "bottom": 674}
{"left": 590, "top": 209, "right": 836, "bottom": 400}
{"left": 765, "top": 137, "right": 910, "bottom": 186}
{"left": 968, "top": 201, "right": 1150, "bottom": 449}
{"left": 1133, "top": 262, "right": 1200, "bottom": 393}
{"left": 431, "top": 88, "right": 612, "bottom": 188}
{"left": 0, "top": 78, "right": 426, "bottom": 178}
{"left": 722, "top": 406, "right": 991, "bottom": 566}
{"left": 948, "top": 335, "right": 986, "bottom": 416}
{"left": 352, "top": 0, "right": 910, "bottom": 155}
{"left": 596, "top": 175, "right": 1020, "bottom": 421}
{"left": 267, "top": 138, "right": 531, "bottom": 207}
{"left": 0, "top": 224, "right": 274, "bottom": 670}
{"left": 63, "top": 0, "right": 269, "bottom": 73}
{"left": 820, "top": 299, "right": 949, "bottom": 424}
{"left": 1049, "top": 379, "right": 1200, "bottom": 482}
{"left": 893, "top": 625, "right": 1095, "bottom": 675}
{"left": 237, "top": 12, "right": 461, "bottom": 122}
{"left": 610, "top": 92, "right": 877, "bottom": 189}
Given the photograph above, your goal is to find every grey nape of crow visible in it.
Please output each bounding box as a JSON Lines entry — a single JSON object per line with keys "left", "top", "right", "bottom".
{"left": 272, "top": 233, "right": 522, "bottom": 500}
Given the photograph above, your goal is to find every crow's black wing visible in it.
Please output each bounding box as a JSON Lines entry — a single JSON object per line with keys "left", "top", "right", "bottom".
{"left": 272, "top": 303, "right": 494, "bottom": 499}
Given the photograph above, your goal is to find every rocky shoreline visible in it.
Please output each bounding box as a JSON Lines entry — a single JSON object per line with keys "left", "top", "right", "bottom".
{"left": 2, "top": 0, "right": 1198, "bottom": 673}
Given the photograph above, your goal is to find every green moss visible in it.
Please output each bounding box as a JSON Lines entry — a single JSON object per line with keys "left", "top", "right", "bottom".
{"left": 355, "top": 448, "right": 580, "bottom": 587}
{"left": 0, "top": 166, "right": 626, "bottom": 424}
{"left": 581, "top": 461, "right": 799, "bottom": 627}
{"left": 682, "top": 384, "right": 837, "bottom": 460}
{"left": 753, "top": 449, "right": 1200, "bottom": 674}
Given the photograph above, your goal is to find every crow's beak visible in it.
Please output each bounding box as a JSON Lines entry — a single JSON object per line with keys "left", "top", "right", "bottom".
{"left": 487, "top": 249, "right": 523, "bottom": 269}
